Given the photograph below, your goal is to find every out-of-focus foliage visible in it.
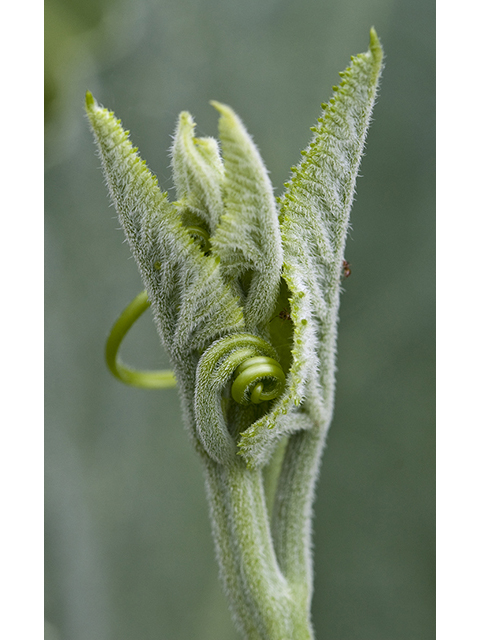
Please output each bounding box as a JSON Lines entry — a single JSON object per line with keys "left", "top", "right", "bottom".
{"left": 45, "top": 0, "right": 434, "bottom": 638}
{"left": 46, "top": 0, "right": 107, "bottom": 119}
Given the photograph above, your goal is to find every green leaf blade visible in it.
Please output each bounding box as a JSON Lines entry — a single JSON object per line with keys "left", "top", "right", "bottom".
{"left": 279, "top": 29, "right": 383, "bottom": 411}
{"left": 210, "top": 101, "right": 283, "bottom": 329}
{"left": 85, "top": 93, "right": 244, "bottom": 356}
{"left": 85, "top": 93, "right": 188, "bottom": 266}
{"left": 171, "top": 111, "right": 225, "bottom": 233}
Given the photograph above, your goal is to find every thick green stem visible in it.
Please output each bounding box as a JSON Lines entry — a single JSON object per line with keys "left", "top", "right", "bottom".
{"left": 271, "top": 407, "right": 328, "bottom": 614}
{"left": 204, "top": 456, "right": 314, "bottom": 640}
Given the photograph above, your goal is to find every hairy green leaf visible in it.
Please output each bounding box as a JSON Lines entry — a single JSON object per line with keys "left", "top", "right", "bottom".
{"left": 280, "top": 27, "right": 383, "bottom": 415}
{"left": 171, "top": 111, "right": 225, "bottom": 233}
{"left": 210, "top": 101, "right": 283, "bottom": 330}
{"left": 85, "top": 93, "right": 244, "bottom": 358}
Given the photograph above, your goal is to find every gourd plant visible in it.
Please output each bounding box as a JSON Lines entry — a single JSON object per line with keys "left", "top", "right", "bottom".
{"left": 86, "top": 28, "right": 383, "bottom": 640}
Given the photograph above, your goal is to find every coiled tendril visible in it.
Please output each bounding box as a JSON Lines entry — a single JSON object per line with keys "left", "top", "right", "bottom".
{"left": 194, "top": 334, "right": 286, "bottom": 464}
{"left": 231, "top": 356, "right": 285, "bottom": 405}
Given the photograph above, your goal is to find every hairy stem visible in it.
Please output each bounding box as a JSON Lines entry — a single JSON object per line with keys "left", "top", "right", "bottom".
{"left": 204, "top": 457, "right": 314, "bottom": 640}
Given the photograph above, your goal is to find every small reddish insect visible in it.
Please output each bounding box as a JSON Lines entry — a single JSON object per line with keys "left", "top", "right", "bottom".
{"left": 342, "top": 260, "right": 352, "bottom": 278}
{"left": 278, "top": 308, "right": 292, "bottom": 322}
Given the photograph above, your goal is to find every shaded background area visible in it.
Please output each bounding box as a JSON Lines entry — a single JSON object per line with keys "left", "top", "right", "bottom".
{"left": 45, "top": 0, "right": 435, "bottom": 638}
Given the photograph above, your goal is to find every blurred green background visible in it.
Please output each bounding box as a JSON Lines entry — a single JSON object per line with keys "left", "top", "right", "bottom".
{"left": 45, "top": 0, "right": 435, "bottom": 638}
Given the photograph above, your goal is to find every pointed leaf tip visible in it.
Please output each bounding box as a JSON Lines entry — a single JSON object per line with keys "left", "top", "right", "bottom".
{"left": 209, "top": 100, "right": 233, "bottom": 119}
{"left": 368, "top": 27, "right": 383, "bottom": 60}
{"left": 178, "top": 110, "right": 195, "bottom": 128}
{"left": 85, "top": 90, "right": 95, "bottom": 111}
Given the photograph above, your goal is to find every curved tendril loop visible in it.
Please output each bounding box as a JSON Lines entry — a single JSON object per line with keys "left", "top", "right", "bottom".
{"left": 231, "top": 356, "right": 286, "bottom": 405}
{"left": 105, "top": 290, "right": 176, "bottom": 389}
{"left": 194, "top": 334, "right": 286, "bottom": 465}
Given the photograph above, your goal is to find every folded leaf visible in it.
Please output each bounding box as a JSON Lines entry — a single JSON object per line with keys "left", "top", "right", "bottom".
{"left": 210, "top": 101, "right": 283, "bottom": 330}
{"left": 171, "top": 111, "right": 225, "bottom": 233}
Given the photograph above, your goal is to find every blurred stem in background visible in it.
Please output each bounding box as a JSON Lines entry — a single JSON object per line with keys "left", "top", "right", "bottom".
{"left": 45, "top": 0, "right": 146, "bottom": 167}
